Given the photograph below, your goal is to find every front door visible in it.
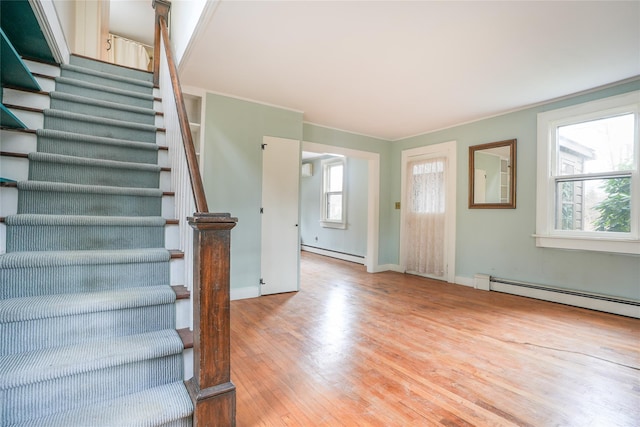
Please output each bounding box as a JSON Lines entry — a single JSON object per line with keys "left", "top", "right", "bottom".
{"left": 400, "top": 141, "right": 456, "bottom": 282}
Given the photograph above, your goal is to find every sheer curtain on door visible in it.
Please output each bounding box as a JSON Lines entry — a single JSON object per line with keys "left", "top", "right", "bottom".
{"left": 403, "top": 156, "right": 447, "bottom": 277}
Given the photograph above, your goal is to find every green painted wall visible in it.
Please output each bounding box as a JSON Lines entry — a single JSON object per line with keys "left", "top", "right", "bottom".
{"left": 393, "top": 80, "right": 640, "bottom": 300}
{"left": 203, "top": 94, "right": 303, "bottom": 294}
{"left": 203, "top": 80, "right": 638, "bottom": 301}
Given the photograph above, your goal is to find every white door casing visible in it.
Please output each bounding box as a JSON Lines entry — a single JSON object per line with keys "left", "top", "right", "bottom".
{"left": 260, "top": 136, "right": 301, "bottom": 295}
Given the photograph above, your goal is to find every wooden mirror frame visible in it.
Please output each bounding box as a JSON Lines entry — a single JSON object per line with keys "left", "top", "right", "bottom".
{"left": 469, "top": 139, "right": 517, "bottom": 209}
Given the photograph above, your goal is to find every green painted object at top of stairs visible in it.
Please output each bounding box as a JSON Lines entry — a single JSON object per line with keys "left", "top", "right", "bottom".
{"left": 0, "top": 0, "right": 56, "bottom": 63}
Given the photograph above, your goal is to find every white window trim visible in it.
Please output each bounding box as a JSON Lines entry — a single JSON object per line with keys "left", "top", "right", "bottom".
{"left": 535, "top": 90, "right": 640, "bottom": 255}
{"left": 320, "top": 157, "right": 347, "bottom": 229}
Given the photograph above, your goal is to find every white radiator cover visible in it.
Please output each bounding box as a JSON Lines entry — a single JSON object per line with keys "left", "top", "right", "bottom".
{"left": 488, "top": 277, "right": 640, "bottom": 319}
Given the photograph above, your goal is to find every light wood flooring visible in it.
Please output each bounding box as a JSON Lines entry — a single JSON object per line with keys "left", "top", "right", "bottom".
{"left": 230, "top": 252, "right": 640, "bottom": 426}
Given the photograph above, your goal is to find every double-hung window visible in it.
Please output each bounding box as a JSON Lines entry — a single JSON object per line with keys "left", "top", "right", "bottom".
{"left": 536, "top": 90, "right": 640, "bottom": 254}
{"left": 321, "top": 157, "right": 346, "bottom": 229}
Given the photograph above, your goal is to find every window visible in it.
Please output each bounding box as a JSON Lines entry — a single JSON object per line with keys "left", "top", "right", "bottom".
{"left": 410, "top": 158, "right": 445, "bottom": 214}
{"left": 321, "top": 157, "right": 346, "bottom": 229}
{"left": 536, "top": 90, "right": 640, "bottom": 254}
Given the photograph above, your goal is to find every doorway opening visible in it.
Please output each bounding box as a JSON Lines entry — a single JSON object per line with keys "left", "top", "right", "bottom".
{"left": 300, "top": 142, "right": 380, "bottom": 273}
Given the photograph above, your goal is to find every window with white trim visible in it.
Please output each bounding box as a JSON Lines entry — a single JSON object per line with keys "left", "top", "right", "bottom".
{"left": 536, "top": 90, "right": 640, "bottom": 254}
{"left": 320, "top": 157, "right": 346, "bottom": 229}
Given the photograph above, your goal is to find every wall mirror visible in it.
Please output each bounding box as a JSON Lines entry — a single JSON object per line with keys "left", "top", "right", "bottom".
{"left": 469, "top": 139, "right": 516, "bottom": 209}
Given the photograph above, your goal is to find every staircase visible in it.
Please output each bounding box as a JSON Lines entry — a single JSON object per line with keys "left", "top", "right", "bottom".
{"left": 0, "top": 54, "right": 194, "bottom": 425}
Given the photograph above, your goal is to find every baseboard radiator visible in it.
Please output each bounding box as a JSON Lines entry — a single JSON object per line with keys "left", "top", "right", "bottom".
{"left": 301, "top": 245, "right": 365, "bottom": 265}
{"left": 489, "top": 276, "right": 640, "bottom": 319}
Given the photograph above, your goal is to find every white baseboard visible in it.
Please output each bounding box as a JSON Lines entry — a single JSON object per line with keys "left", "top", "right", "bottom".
{"left": 301, "top": 245, "right": 365, "bottom": 265}
{"left": 370, "top": 263, "right": 403, "bottom": 273}
{"left": 490, "top": 280, "right": 640, "bottom": 319}
{"left": 231, "top": 286, "right": 260, "bottom": 301}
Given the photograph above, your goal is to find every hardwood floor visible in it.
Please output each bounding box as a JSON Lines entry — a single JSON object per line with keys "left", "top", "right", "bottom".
{"left": 230, "top": 252, "right": 640, "bottom": 426}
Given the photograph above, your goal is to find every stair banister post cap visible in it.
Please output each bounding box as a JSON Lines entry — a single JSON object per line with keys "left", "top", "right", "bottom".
{"left": 153, "top": 0, "right": 172, "bottom": 13}
{"left": 188, "top": 213, "right": 238, "bottom": 229}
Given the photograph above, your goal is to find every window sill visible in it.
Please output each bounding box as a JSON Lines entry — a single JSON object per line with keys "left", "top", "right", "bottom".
{"left": 534, "top": 234, "right": 640, "bottom": 255}
{"left": 320, "top": 221, "right": 346, "bottom": 230}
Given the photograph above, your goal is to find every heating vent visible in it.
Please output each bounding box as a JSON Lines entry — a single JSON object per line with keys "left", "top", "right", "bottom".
{"left": 489, "top": 277, "right": 640, "bottom": 319}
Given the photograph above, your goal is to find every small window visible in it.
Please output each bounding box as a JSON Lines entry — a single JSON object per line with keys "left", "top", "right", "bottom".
{"left": 536, "top": 91, "right": 639, "bottom": 254}
{"left": 321, "top": 157, "right": 346, "bottom": 229}
{"left": 410, "top": 159, "right": 445, "bottom": 214}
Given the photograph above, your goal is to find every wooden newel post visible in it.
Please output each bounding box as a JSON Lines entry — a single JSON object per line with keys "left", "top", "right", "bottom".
{"left": 152, "top": 0, "right": 171, "bottom": 87}
{"left": 187, "top": 213, "right": 238, "bottom": 427}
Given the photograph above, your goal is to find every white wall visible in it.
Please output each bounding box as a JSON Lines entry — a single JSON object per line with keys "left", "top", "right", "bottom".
{"left": 52, "top": 0, "right": 75, "bottom": 54}
{"left": 170, "top": 0, "right": 212, "bottom": 65}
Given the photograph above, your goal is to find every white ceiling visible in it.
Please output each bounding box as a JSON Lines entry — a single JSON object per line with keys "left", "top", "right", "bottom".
{"left": 157, "top": 1, "right": 639, "bottom": 141}
{"left": 109, "top": 0, "right": 155, "bottom": 47}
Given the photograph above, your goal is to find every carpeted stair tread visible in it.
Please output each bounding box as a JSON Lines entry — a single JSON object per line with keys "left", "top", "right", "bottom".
{"left": 0, "top": 329, "right": 183, "bottom": 389}
{"left": 42, "top": 108, "right": 158, "bottom": 132}
{"left": 5, "top": 214, "right": 166, "bottom": 227}
{"left": 55, "top": 76, "right": 154, "bottom": 109}
{"left": 54, "top": 76, "right": 154, "bottom": 101}
{"left": 5, "top": 214, "right": 166, "bottom": 251}
{"left": 17, "top": 181, "right": 163, "bottom": 216}
{"left": 10, "top": 381, "right": 193, "bottom": 427}
{"left": 17, "top": 180, "right": 162, "bottom": 197}
{"left": 0, "top": 248, "right": 170, "bottom": 269}
{"left": 0, "top": 285, "right": 176, "bottom": 355}
{"left": 37, "top": 128, "right": 159, "bottom": 149}
{"left": 28, "top": 152, "right": 161, "bottom": 188}
{"left": 0, "top": 331, "right": 185, "bottom": 424}
{"left": 61, "top": 63, "right": 154, "bottom": 92}
{"left": 50, "top": 91, "right": 157, "bottom": 125}
{"left": 43, "top": 108, "right": 158, "bottom": 143}
{"left": 0, "top": 251, "right": 170, "bottom": 299}
{"left": 28, "top": 152, "right": 161, "bottom": 172}
{"left": 70, "top": 54, "right": 153, "bottom": 83}
{"left": 0, "top": 285, "right": 175, "bottom": 323}
{"left": 36, "top": 128, "right": 159, "bottom": 164}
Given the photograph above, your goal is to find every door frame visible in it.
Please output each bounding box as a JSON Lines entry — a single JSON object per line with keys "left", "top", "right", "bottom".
{"left": 302, "top": 141, "right": 380, "bottom": 273}
{"left": 400, "top": 141, "right": 457, "bottom": 283}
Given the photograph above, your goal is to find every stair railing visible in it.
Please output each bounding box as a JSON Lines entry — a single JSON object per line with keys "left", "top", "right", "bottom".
{"left": 153, "top": 1, "right": 237, "bottom": 425}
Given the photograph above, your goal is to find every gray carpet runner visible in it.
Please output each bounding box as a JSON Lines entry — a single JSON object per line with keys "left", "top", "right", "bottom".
{"left": 0, "top": 55, "right": 193, "bottom": 426}
{"left": 36, "top": 129, "right": 160, "bottom": 164}
{"left": 50, "top": 92, "right": 157, "bottom": 125}
{"left": 54, "top": 76, "right": 155, "bottom": 109}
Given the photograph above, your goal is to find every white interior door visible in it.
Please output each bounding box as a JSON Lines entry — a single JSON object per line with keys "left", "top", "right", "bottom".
{"left": 261, "top": 136, "right": 300, "bottom": 295}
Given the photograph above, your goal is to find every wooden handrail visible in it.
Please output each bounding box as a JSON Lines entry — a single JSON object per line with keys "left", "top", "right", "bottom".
{"left": 154, "top": 2, "right": 208, "bottom": 213}
{"left": 153, "top": 2, "right": 237, "bottom": 426}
